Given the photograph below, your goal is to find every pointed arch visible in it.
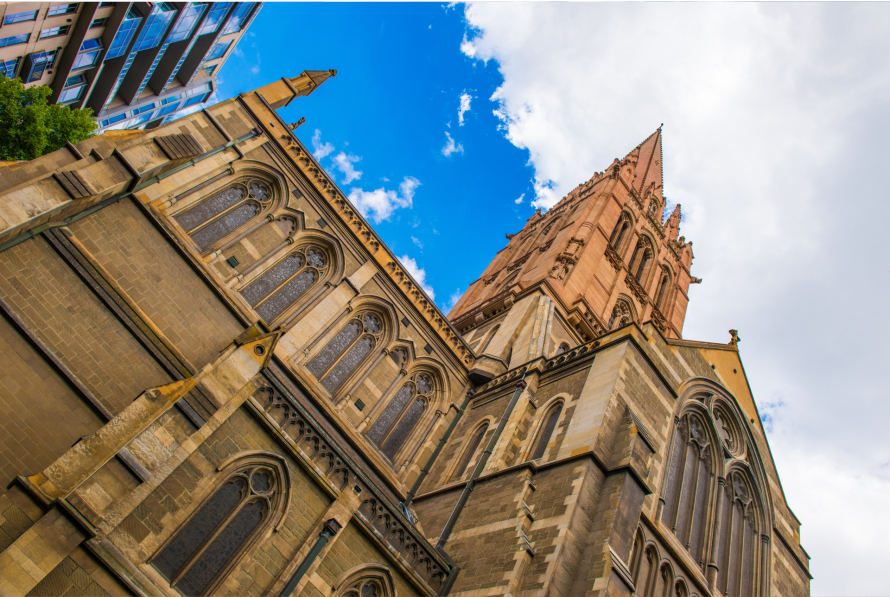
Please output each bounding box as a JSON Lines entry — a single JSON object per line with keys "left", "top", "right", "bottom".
{"left": 527, "top": 398, "right": 564, "bottom": 461}
{"left": 172, "top": 162, "right": 288, "bottom": 255}
{"left": 661, "top": 400, "right": 719, "bottom": 570}
{"left": 306, "top": 308, "right": 388, "bottom": 397}
{"left": 239, "top": 242, "right": 331, "bottom": 325}
{"left": 715, "top": 465, "right": 766, "bottom": 597}
{"left": 451, "top": 420, "right": 490, "bottom": 480}
{"left": 653, "top": 266, "right": 672, "bottom": 310}
{"left": 610, "top": 210, "right": 635, "bottom": 255}
{"left": 629, "top": 234, "right": 656, "bottom": 285}
{"left": 332, "top": 564, "right": 396, "bottom": 597}
{"left": 367, "top": 366, "right": 441, "bottom": 462}
{"left": 608, "top": 297, "right": 636, "bottom": 330}
{"left": 555, "top": 342, "right": 570, "bottom": 356}
{"left": 479, "top": 324, "right": 501, "bottom": 354}
{"left": 151, "top": 452, "right": 290, "bottom": 596}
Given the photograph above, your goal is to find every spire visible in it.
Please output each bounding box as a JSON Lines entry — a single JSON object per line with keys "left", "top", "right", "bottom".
{"left": 628, "top": 125, "right": 663, "bottom": 195}
{"left": 664, "top": 203, "right": 681, "bottom": 241}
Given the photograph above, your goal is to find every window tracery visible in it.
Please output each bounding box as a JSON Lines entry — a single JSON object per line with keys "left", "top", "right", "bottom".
{"left": 610, "top": 212, "right": 632, "bottom": 253}
{"left": 240, "top": 245, "right": 328, "bottom": 323}
{"left": 608, "top": 299, "right": 634, "bottom": 330}
{"left": 716, "top": 471, "right": 762, "bottom": 597}
{"left": 662, "top": 413, "right": 714, "bottom": 568}
{"left": 367, "top": 372, "right": 435, "bottom": 461}
{"left": 307, "top": 311, "right": 384, "bottom": 395}
{"left": 153, "top": 464, "right": 279, "bottom": 595}
{"left": 175, "top": 179, "right": 272, "bottom": 250}
{"left": 629, "top": 236, "right": 654, "bottom": 283}
{"left": 555, "top": 342, "right": 570, "bottom": 356}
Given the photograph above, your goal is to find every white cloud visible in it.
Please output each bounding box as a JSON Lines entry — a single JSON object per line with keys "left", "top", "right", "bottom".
{"left": 458, "top": 92, "right": 473, "bottom": 126}
{"left": 443, "top": 288, "right": 463, "bottom": 313}
{"left": 233, "top": 47, "right": 244, "bottom": 58}
{"left": 332, "top": 151, "right": 363, "bottom": 184}
{"left": 398, "top": 254, "right": 435, "bottom": 301}
{"left": 514, "top": 193, "right": 524, "bottom": 204}
{"left": 250, "top": 53, "right": 260, "bottom": 75}
{"left": 461, "top": 3, "right": 890, "bottom": 595}
{"left": 411, "top": 236, "right": 423, "bottom": 249}
{"left": 347, "top": 176, "right": 420, "bottom": 224}
{"left": 311, "top": 129, "right": 334, "bottom": 160}
{"left": 441, "top": 132, "right": 464, "bottom": 157}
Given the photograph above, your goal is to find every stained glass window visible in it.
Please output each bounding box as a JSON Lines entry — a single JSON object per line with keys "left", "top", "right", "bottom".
{"left": 340, "top": 579, "right": 384, "bottom": 597}
{"left": 153, "top": 466, "right": 277, "bottom": 594}
{"left": 191, "top": 203, "right": 258, "bottom": 249}
{"left": 175, "top": 180, "right": 272, "bottom": 251}
{"left": 241, "top": 245, "right": 328, "bottom": 324}
{"left": 307, "top": 312, "right": 384, "bottom": 397}
{"left": 368, "top": 373, "right": 435, "bottom": 462}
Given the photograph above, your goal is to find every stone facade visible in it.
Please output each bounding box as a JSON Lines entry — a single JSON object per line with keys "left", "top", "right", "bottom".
{"left": 0, "top": 71, "right": 808, "bottom": 597}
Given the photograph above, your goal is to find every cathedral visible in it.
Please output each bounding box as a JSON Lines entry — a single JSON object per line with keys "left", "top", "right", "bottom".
{"left": 0, "top": 72, "right": 810, "bottom": 597}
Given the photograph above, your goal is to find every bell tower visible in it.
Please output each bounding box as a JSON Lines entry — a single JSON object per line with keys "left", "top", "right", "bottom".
{"left": 449, "top": 127, "right": 698, "bottom": 383}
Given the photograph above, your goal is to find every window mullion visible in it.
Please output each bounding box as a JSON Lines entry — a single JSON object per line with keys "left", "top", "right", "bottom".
{"left": 253, "top": 264, "right": 310, "bottom": 310}
{"left": 318, "top": 334, "right": 363, "bottom": 380}
{"left": 171, "top": 487, "right": 251, "bottom": 586}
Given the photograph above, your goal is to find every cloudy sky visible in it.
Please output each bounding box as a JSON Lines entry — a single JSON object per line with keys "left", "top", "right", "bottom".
{"left": 213, "top": 3, "right": 890, "bottom": 594}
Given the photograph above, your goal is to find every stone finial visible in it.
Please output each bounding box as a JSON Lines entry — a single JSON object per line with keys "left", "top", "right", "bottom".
{"left": 728, "top": 329, "right": 740, "bottom": 346}
{"left": 288, "top": 117, "right": 306, "bottom": 131}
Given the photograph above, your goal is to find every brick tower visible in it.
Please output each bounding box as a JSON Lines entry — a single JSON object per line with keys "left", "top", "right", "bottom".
{"left": 410, "top": 130, "right": 811, "bottom": 597}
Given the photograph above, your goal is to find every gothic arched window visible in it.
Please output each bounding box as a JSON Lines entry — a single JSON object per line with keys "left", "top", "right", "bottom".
{"left": 608, "top": 299, "right": 633, "bottom": 330}
{"left": 175, "top": 179, "right": 272, "bottom": 250}
{"left": 654, "top": 269, "right": 671, "bottom": 310}
{"left": 240, "top": 245, "right": 328, "bottom": 323}
{"left": 630, "top": 236, "right": 654, "bottom": 283}
{"left": 715, "top": 471, "right": 762, "bottom": 597}
{"left": 454, "top": 423, "right": 488, "bottom": 479}
{"left": 529, "top": 402, "right": 562, "bottom": 461}
{"left": 333, "top": 567, "right": 395, "bottom": 597}
{"left": 662, "top": 413, "right": 714, "bottom": 569}
{"left": 153, "top": 464, "right": 279, "bottom": 595}
{"left": 610, "top": 212, "right": 632, "bottom": 253}
{"left": 307, "top": 311, "right": 384, "bottom": 395}
{"left": 367, "top": 372, "right": 435, "bottom": 461}
{"left": 479, "top": 325, "right": 500, "bottom": 354}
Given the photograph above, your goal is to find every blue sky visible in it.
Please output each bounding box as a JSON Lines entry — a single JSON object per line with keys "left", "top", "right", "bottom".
{"left": 207, "top": 4, "right": 890, "bottom": 595}
{"left": 219, "top": 3, "right": 540, "bottom": 312}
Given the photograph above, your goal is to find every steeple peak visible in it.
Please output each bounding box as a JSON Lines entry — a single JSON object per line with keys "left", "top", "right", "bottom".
{"left": 628, "top": 126, "right": 664, "bottom": 195}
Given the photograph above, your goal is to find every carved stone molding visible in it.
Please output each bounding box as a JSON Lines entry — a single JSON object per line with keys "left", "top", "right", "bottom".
{"left": 650, "top": 307, "right": 668, "bottom": 334}
{"left": 255, "top": 381, "right": 449, "bottom": 591}
{"left": 249, "top": 94, "right": 476, "bottom": 368}
{"left": 625, "top": 273, "right": 648, "bottom": 305}
{"left": 604, "top": 245, "right": 623, "bottom": 272}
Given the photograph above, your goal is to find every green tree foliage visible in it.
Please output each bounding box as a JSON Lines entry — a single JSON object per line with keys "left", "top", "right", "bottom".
{"left": 0, "top": 76, "right": 96, "bottom": 161}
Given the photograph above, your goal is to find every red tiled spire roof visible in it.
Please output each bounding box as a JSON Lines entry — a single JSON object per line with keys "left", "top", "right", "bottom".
{"left": 628, "top": 125, "right": 663, "bottom": 193}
